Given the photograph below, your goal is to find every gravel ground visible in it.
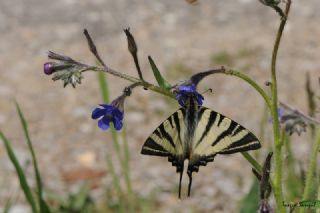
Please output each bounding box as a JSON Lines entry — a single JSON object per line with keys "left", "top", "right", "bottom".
{"left": 0, "top": 0, "right": 319, "bottom": 212}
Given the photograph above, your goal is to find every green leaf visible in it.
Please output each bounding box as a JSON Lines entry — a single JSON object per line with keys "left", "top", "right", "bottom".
{"left": 0, "top": 131, "right": 38, "bottom": 213}
{"left": 71, "top": 184, "right": 91, "bottom": 210}
{"left": 239, "top": 178, "right": 260, "bottom": 213}
{"left": 148, "top": 56, "right": 171, "bottom": 89}
{"left": 15, "top": 102, "right": 51, "bottom": 213}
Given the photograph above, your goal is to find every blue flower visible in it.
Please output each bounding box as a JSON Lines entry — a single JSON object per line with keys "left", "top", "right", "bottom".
{"left": 91, "top": 104, "right": 123, "bottom": 131}
{"left": 175, "top": 84, "right": 204, "bottom": 107}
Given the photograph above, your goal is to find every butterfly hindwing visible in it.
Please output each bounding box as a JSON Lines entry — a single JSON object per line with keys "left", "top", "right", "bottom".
{"left": 188, "top": 106, "right": 261, "bottom": 174}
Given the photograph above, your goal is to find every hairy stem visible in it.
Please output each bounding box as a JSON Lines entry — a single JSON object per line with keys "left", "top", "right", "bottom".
{"left": 270, "top": 1, "right": 291, "bottom": 212}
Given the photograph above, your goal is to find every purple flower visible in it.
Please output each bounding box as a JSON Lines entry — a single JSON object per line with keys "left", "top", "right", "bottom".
{"left": 91, "top": 104, "right": 123, "bottom": 131}
{"left": 175, "top": 84, "right": 204, "bottom": 107}
{"left": 44, "top": 62, "right": 56, "bottom": 75}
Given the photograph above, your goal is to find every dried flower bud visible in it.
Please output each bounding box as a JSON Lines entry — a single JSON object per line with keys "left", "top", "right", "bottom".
{"left": 258, "top": 0, "right": 285, "bottom": 17}
{"left": 124, "top": 28, "right": 144, "bottom": 81}
{"left": 124, "top": 28, "right": 137, "bottom": 55}
{"left": 259, "top": 0, "right": 280, "bottom": 7}
{"left": 48, "top": 51, "right": 74, "bottom": 62}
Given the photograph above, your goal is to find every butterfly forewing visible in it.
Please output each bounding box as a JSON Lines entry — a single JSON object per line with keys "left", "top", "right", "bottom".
{"left": 141, "top": 109, "right": 186, "bottom": 159}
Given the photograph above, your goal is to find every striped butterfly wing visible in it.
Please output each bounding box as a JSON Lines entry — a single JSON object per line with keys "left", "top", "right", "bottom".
{"left": 141, "top": 108, "right": 187, "bottom": 198}
{"left": 141, "top": 102, "right": 261, "bottom": 198}
{"left": 186, "top": 107, "right": 261, "bottom": 194}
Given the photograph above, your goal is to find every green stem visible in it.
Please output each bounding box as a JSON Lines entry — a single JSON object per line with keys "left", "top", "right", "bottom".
{"left": 106, "top": 154, "right": 124, "bottom": 213}
{"left": 122, "top": 124, "right": 132, "bottom": 194}
{"left": 93, "top": 67, "right": 175, "bottom": 99}
{"left": 241, "top": 152, "right": 276, "bottom": 190}
{"left": 317, "top": 183, "right": 320, "bottom": 213}
{"left": 97, "top": 72, "right": 124, "bottom": 209}
{"left": 98, "top": 72, "right": 123, "bottom": 162}
{"left": 242, "top": 152, "right": 262, "bottom": 173}
{"left": 270, "top": 1, "right": 291, "bottom": 211}
{"left": 122, "top": 124, "right": 134, "bottom": 211}
{"left": 300, "top": 129, "right": 320, "bottom": 213}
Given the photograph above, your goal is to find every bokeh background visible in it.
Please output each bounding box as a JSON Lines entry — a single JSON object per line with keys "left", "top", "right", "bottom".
{"left": 0, "top": 0, "right": 319, "bottom": 212}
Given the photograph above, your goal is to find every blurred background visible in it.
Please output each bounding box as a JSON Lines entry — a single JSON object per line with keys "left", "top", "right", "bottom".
{"left": 0, "top": 0, "right": 319, "bottom": 212}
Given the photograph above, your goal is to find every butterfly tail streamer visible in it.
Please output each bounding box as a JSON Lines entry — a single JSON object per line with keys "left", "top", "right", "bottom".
{"left": 187, "top": 170, "right": 193, "bottom": 197}
{"left": 178, "top": 165, "right": 184, "bottom": 199}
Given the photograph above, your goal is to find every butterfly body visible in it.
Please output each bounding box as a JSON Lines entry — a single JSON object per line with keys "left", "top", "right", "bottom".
{"left": 141, "top": 96, "right": 261, "bottom": 198}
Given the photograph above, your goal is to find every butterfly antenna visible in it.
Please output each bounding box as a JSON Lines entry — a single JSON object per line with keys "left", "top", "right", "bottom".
{"left": 201, "top": 88, "right": 213, "bottom": 95}
{"left": 187, "top": 170, "right": 193, "bottom": 197}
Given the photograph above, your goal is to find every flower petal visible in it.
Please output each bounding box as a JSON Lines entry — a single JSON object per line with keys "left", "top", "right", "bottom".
{"left": 195, "top": 93, "right": 204, "bottom": 106}
{"left": 98, "top": 116, "right": 110, "bottom": 130}
{"left": 178, "top": 84, "right": 196, "bottom": 93}
{"left": 176, "top": 93, "right": 187, "bottom": 107}
{"left": 113, "top": 108, "right": 124, "bottom": 120}
{"left": 91, "top": 108, "right": 106, "bottom": 119}
{"left": 113, "top": 117, "right": 123, "bottom": 131}
{"left": 99, "top": 104, "right": 114, "bottom": 111}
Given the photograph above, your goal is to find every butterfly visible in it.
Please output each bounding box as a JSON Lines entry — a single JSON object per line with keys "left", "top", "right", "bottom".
{"left": 141, "top": 94, "right": 261, "bottom": 198}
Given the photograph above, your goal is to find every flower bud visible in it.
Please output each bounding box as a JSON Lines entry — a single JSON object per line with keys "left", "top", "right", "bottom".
{"left": 44, "top": 62, "right": 56, "bottom": 75}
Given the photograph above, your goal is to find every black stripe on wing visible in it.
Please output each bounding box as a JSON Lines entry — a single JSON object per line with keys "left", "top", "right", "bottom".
{"left": 158, "top": 124, "right": 176, "bottom": 148}
{"left": 141, "top": 109, "right": 183, "bottom": 156}
{"left": 218, "top": 132, "right": 261, "bottom": 154}
{"left": 212, "top": 118, "right": 238, "bottom": 146}
{"left": 196, "top": 108, "right": 217, "bottom": 147}
{"left": 141, "top": 138, "right": 170, "bottom": 156}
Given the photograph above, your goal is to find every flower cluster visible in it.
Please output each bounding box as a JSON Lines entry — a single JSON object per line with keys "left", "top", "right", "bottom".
{"left": 269, "top": 108, "right": 308, "bottom": 136}
{"left": 43, "top": 51, "right": 88, "bottom": 88}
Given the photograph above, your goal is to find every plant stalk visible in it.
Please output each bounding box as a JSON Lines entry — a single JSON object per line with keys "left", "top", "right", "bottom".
{"left": 270, "top": 1, "right": 291, "bottom": 212}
